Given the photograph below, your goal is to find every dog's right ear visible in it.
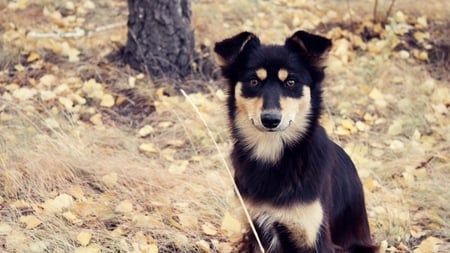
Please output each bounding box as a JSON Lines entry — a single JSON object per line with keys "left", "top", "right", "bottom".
{"left": 214, "top": 32, "right": 260, "bottom": 67}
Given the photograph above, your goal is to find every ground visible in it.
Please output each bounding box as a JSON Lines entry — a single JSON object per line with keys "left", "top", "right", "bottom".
{"left": 0, "top": 0, "right": 449, "bottom": 252}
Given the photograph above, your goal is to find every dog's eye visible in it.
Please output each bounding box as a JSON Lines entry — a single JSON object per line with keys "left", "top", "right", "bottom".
{"left": 285, "top": 79, "right": 296, "bottom": 88}
{"left": 249, "top": 79, "right": 260, "bottom": 87}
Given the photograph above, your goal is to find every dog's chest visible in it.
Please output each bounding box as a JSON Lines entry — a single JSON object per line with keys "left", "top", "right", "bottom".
{"left": 248, "top": 200, "right": 323, "bottom": 249}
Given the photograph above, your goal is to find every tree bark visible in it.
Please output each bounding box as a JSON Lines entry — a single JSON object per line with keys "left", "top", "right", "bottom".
{"left": 122, "top": 0, "right": 196, "bottom": 81}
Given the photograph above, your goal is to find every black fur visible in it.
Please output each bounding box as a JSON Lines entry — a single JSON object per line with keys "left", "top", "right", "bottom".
{"left": 215, "top": 30, "right": 377, "bottom": 253}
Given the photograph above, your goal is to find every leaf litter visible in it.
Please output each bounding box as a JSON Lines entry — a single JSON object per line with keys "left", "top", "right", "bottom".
{"left": 1, "top": 0, "right": 449, "bottom": 252}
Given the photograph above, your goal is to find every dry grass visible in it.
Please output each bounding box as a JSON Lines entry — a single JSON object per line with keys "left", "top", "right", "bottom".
{"left": 0, "top": 0, "right": 449, "bottom": 252}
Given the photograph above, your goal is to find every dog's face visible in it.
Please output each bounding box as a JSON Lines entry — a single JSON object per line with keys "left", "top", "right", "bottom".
{"left": 215, "top": 31, "right": 331, "bottom": 162}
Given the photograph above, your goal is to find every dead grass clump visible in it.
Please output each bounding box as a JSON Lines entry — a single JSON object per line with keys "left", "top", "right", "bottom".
{"left": 0, "top": 96, "right": 237, "bottom": 252}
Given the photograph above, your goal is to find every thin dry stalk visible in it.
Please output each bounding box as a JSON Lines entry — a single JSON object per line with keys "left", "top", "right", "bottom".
{"left": 180, "top": 89, "right": 266, "bottom": 253}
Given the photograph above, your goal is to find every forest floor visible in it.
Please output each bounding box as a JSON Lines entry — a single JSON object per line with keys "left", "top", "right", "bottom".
{"left": 0, "top": 0, "right": 449, "bottom": 252}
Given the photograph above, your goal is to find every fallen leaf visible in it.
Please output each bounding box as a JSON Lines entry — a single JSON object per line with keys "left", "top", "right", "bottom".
{"left": 61, "top": 41, "right": 80, "bottom": 62}
{"left": 74, "top": 245, "right": 101, "bottom": 253}
{"left": 115, "top": 199, "right": 133, "bottom": 213}
{"left": 394, "top": 11, "right": 407, "bottom": 23}
{"left": 89, "top": 113, "right": 103, "bottom": 126}
{"left": 62, "top": 211, "right": 78, "bottom": 223}
{"left": 102, "top": 173, "right": 118, "bottom": 188}
{"left": 68, "top": 185, "right": 85, "bottom": 199}
{"left": 387, "top": 119, "right": 403, "bottom": 135}
{"left": 43, "top": 193, "right": 74, "bottom": 213}
{"left": 196, "top": 239, "right": 211, "bottom": 253}
{"left": 178, "top": 214, "right": 198, "bottom": 229}
{"left": 413, "top": 236, "right": 443, "bottom": 253}
{"left": 202, "top": 223, "right": 218, "bottom": 236}
{"left": 139, "top": 143, "right": 159, "bottom": 154}
{"left": 369, "top": 88, "right": 384, "bottom": 101}
{"left": 389, "top": 140, "right": 405, "bottom": 152}
{"left": 77, "top": 231, "right": 92, "bottom": 246}
{"left": 27, "top": 52, "right": 40, "bottom": 62}
{"left": 0, "top": 223, "right": 12, "bottom": 235}
{"left": 166, "top": 139, "right": 185, "bottom": 147}
{"left": 221, "top": 212, "right": 242, "bottom": 234}
{"left": 168, "top": 160, "right": 189, "bottom": 174}
{"left": 20, "top": 215, "right": 42, "bottom": 229}
{"left": 138, "top": 125, "right": 155, "bottom": 137}
{"left": 12, "top": 87, "right": 37, "bottom": 100}
{"left": 128, "top": 76, "right": 136, "bottom": 88}
{"left": 100, "top": 94, "right": 115, "bottom": 107}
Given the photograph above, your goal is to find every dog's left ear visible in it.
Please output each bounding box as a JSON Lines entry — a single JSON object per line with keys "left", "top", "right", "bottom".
{"left": 285, "top": 30, "right": 332, "bottom": 61}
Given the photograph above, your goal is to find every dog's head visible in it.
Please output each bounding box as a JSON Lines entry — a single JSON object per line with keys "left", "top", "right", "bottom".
{"left": 215, "top": 31, "right": 331, "bottom": 161}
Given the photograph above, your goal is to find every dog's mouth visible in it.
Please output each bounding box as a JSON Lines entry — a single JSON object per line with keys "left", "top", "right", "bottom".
{"left": 251, "top": 118, "right": 292, "bottom": 132}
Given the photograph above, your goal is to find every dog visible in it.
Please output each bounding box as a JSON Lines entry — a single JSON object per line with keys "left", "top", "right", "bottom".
{"left": 214, "top": 30, "right": 377, "bottom": 253}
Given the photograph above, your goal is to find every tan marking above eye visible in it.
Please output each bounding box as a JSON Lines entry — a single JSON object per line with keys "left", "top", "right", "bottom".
{"left": 278, "top": 68, "right": 289, "bottom": 82}
{"left": 256, "top": 68, "right": 268, "bottom": 81}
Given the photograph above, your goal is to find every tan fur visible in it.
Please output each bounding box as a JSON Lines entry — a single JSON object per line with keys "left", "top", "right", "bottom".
{"left": 215, "top": 54, "right": 229, "bottom": 67}
{"left": 234, "top": 83, "right": 312, "bottom": 163}
{"left": 248, "top": 199, "right": 324, "bottom": 248}
{"left": 278, "top": 68, "right": 288, "bottom": 82}
{"left": 256, "top": 68, "right": 268, "bottom": 81}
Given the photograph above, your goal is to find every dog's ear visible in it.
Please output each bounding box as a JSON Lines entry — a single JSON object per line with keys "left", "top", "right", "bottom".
{"left": 285, "top": 30, "right": 332, "bottom": 61}
{"left": 214, "top": 32, "right": 260, "bottom": 67}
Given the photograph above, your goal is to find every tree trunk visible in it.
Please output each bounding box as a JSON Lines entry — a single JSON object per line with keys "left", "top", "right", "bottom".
{"left": 122, "top": 0, "right": 196, "bottom": 81}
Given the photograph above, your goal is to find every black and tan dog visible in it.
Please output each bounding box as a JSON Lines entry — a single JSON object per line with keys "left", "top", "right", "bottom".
{"left": 214, "top": 31, "right": 377, "bottom": 253}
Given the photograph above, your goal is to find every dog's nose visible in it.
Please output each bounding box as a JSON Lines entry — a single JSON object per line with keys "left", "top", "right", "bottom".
{"left": 261, "top": 112, "right": 281, "bottom": 129}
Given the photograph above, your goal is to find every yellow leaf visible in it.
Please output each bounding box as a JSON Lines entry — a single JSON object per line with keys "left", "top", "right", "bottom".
{"left": 398, "top": 50, "right": 410, "bottom": 59}
{"left": 355, "top": 121, "right": 370, "bottom": 132}
{"left": 369, "top": 88, "right": 384, "bottom": 101}
{"left": 12, "top": 87, "right": 37, "bottom": 100}
{"left": 68, "top": 185, "right": 85, "bottom": 199}
{"left": 44, "top": 193, "right": 74, "bottom": 213}
{"left": 387, "top": 119, "right": 403, "bottom": 136}
{"left": 74, "top": 245, "right": 101, "bottom": 253}
{"left": 415, "top": 51, "right": 429, "bottom": 61}
{"left": 341, "top": 118, "right": 357, "bottom": 134}
{"left": 100, "top": 94, "right": 115, "bottom": 107}
{"left": 158, "top": 121, "right": 173, "bottom": 129}
{"left": 389, "top": 140, "right": 405, "bottom": 152}
{"left": 335, "top": 126, "right": 350, "bottom": 137}
{"left": 215, "top": 89, "right": 226, "bottom": 101}
{"left": 201, "top": 223, "right": 218, "bottom": 236}
{"left": 413, "top": 236, "right": 443, "bottom": 253}
{"left": 168, "top": 160, "right": 189, "bottom": 175}
{"left": 160, "top": 148, "right": 176, "bottom": 161}
{"left": 138, "top": 125, "right": 155, "bottom": 137}
{"left": 196, "top": 239, "right": 211, "bottom": 253}
{"left": 115, "top": 200, "right": 133, "bottom": 213}
{"left": 27, "top": 52, "right": 40, "bottom": 62}
{"left": 102, "top": 173, "right": 118, "bottom": 188}
{"left": 139, "top": 143, "right": 159, "bottom": 154}
{"left": 416, "top": 16, "right": 428, "bottom": 28}
{"left": 62, "top": 211, "right": 78, "bottom": 223}
{"left": 413, "top": 31, "right": 430, "bottom": 42}
{"left": 147, "top": 244, "right": 158, "bottom": 253}
{"left": 178, "top": 214, "right": 198, "bottom": 229}
{"left": 128, "top": 76, "right": 136, "bottom": 88}
{"left": 166, "top": 139, "right": 185, "bottom": 147}
{"left": 89, "top": 113, "right": 103, "bottom": 126}
{"left": 20, "top": 215, "right": 42, "bottom": 229}
{"left": 77, "top": 231, "right": 92, "bottom": 246}
{"left": 394, "top": 11, "right": 407, "bottom": 23}
{"left": 61, "top": 42, "right": 80, "bottom": 62}
{"left": 0, "top": 223, "right": 12, "bottom": 235}
{"left": 221, "top": 212, "right": 241, "bottom": 234}
{"left": 82, "top": 79, "right": 104, "bottom": 99}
